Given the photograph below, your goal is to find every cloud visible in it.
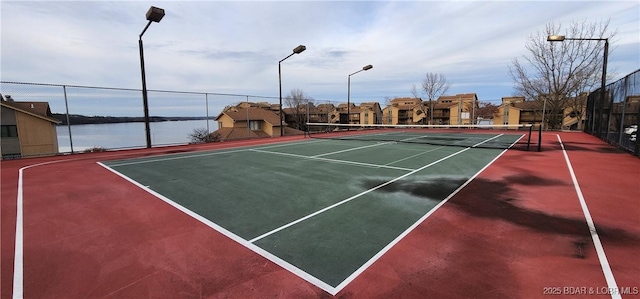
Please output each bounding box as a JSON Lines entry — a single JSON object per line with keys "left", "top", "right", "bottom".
{"left": 1, "top": 1, "right": 638, "bottom": 117}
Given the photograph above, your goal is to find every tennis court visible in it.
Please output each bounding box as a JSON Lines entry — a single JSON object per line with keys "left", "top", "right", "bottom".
{"left": 2, "top": 130, "right": 639, "bottom": 298}
{"left": 99, "top": 129, "right": 526, "bottom": 294}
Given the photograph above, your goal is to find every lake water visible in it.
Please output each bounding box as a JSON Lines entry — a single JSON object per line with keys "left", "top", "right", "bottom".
{"left": 57, "top": 119, "right": 216, "bottom": 152}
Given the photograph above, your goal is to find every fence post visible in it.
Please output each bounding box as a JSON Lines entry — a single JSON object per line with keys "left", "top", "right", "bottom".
{"left": 205, "top": 93, "right": 210, "bottom": 134}
{"left": 537, "top": 124, "right": 542, "bottom": 152}
{"left": 63, "top": 85, "right": 74, "bottom": 154}
{"left": 247, "top": 96, "right": 250, "bottom": 139}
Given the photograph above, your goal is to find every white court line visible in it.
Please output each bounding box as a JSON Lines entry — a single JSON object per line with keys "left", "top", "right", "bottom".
{"left": 8, "top": 138, "right": 323, "bottom": 298}
{"left": 256, "top": 139, "right": 327, "bottom": 149}
{"left": 248, "top": 134, "right": 507, "bottom": 244}
{"left": 310, "top": 132, "right": 480, "bottom": 159}
{"left": 97, "top": 162, "right": 338, "bottom": 295}
{"left": 107, "top": 139, "right": 326, "bottom": 167}
{"left": 86, "top": 133, "right": 511, "bottom": 296}
{"left": 336, "top": 136, "right": 516, "bottom": 291}
{"left": 248, "top": 146, "right": 472, "bottom": 244}
{"left": 557, "top": 135, "right": 621, "bottom": 299}
{"left": 312, "top": 141, "right": 392, "bottom": 158}
{"left": 249, "top": 149, "right": 414, "bottom": 172}
{"left": 11, "top": 133, "right": 515, "bottom": 298}
{"left": 13, "top": 160, "right": 70, "bottom": 299}
{"left": 472, "top": 133, "right": 504, "bottom": 147}
{"left": 13, "top": 169, "right": 24, "bottom": 299}
{"left": 107, "top": 148, "right": 250, "bottom": 167}
{"left": 384, "top": 146, "right": 446, "bottom": 166}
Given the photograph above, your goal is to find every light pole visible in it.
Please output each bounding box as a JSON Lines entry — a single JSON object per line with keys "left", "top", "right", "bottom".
{"left": 547, "top": 35, "right": 608, "bottom": 134}
{"left": 139, "top": 6, "right": 165, "bottom": 148}
{"left": 347, "top": 65, "right": 373, "bottom": 125}
{"left": 278, "top": 45, "right": 306, "bottom": 137}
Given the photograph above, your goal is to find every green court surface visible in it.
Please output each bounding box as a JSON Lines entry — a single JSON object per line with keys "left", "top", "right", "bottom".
{"left": 101, "top": 133, "right": 523, "bottom": 293}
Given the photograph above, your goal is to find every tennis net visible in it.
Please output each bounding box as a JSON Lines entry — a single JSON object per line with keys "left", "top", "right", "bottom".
{"left": 306, "top": 123, "right": 536, "bottom": 150}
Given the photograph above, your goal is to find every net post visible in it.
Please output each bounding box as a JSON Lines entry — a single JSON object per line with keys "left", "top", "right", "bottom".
{"left": 537, "top": 124, "right": 542, "bottom": 152}
{"left": 527, "top": 124, "right": 532, "bottom": 151}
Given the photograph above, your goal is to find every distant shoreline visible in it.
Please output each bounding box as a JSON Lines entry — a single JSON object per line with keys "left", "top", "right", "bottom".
{"left": 53, "top": 114, "right": 210, "bottom": 125}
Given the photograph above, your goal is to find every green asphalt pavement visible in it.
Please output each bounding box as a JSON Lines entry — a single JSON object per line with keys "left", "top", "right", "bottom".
{"left": 103, "top": 136, "right": 520, "bottom": 288}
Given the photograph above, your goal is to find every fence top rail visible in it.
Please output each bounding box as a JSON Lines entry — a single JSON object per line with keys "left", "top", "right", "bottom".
{"left": 0, "top": 81, "right": 279, "bottom": 100}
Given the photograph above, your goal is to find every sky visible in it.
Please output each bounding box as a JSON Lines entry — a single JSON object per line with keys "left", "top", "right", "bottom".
{"left": 1, "top": 1, "right": 639, "bottom": 117}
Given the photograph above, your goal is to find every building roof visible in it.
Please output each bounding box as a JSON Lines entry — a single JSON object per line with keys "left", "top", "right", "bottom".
{"left": 336, "top": 103, "right": 357, "bottom": 109}
{"left": 359, "top": 102, "right": 381, "bottom": 111}
{"left": 316, "top": 103, "right": 335, "bottom": 109}
{"left": 237, "top": 101, "right": 279, "bottom": 110}
{"left": 437, "top": 93, "right": 478, "bottom": 103}
{"left": 212, "top": 126, "right": 304, "bottom": 141}
{"left": 390, "top": 97, "right": 422, "bottom": 103}
{"left": 216, "top": 107, "right": 282, "bottom": 126}
{"left": 390, "top": 97, "right": 422, "bottom": 109}
{"left": 313, "top": 104, "right": 335, "bottom": 113}
{"left": 512, "top": 101, "right": 541, "bottom": 110}
{"left": 433, "top": 102, "right": 454, "bottom": 109}
{"left": 283, "top": 126, "right": 305, "bottom": 136}
{"left": 1, "top": 101, "right": 61, "bottom": 124}
{"left": 213, "top": 127, "right": 270, "bottom": 140}
{"left": 502, "top": 96, "right": 526, "bottom": 105}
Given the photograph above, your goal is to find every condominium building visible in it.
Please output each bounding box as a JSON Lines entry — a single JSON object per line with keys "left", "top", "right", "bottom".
{"left": 382, "top": 97, "right": 425, "bottom": 125}
{"left": 494, "top": 95, "right": 587, "bottom": 130}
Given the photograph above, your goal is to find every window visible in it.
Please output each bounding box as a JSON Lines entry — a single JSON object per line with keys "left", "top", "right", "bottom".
{"left": 249, "top": 121, "right": 262, "bottom": 131}
{"left": 1, "top": 125, "right": 18, "bottom": 138}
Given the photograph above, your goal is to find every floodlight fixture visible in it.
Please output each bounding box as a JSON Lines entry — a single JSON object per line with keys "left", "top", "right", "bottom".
{"left": 146, "top": 6, "right": 165, "bottom": 23}
{"left": 547, "top": 35, "right": 565, "bottom": 42}
{"left": 293, "top": 45, "right": 306, "bottom": 54}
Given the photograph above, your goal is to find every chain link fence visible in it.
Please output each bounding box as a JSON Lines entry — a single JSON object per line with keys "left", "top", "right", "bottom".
{"left": 1, "top": 81, "right": 281, "bottom": 155}
{"left": 585, "top": 69, "right": 640, "bottom": 156}
{"left": 4, "top": 72, "right": 639, "bottom": 158}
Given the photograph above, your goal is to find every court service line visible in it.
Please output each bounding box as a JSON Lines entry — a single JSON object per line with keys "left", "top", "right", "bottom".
{"left": 557, "top": 135, "right": 621, "bottom": 299}
{"left": 249, "top": 134, "right": 507, "bottom": 244}
{"left": 106, "top": 148, "right": 251, "bottom": 167}
{"left": 248, "top": 146, "right": 472, "bottom": 243}
{"left": 384, "top": 146, "right": 446, "bottom": 167}
{"left": 106, "top": 139, "right": 327, "bottom": 167}
{"left": 311, "top": 141, "right": 392, "bottom": 158}
{"left": 473, "top": 133, "right": 505, "bottom": 147}
{"left": 249, "top": 149, "right": 414, "bottom": 172}
{"left": 254, "top": 138, "right": 326, "bottom": 150}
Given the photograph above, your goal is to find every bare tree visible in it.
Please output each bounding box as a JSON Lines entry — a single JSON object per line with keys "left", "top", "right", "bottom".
{"left": 509, "top": 19, "right": 614, "bottom": 129}
{"left": 189, "top": 128, "right": 220, "bottom": 143}
{"left": 284, "top": 88, "right": 314, "bottom": 130}
{"left": 475, "top": 102, "right": 500, "bottom": 120}
{"left": 383, "top": 96, "right": 394, "bottom": 107}
{"left": 413, "top": 73, "right": 451, "bottom": 124}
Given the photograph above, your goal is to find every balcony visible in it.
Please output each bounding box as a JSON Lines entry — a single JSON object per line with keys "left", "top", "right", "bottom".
{"left": 397, "top": 111, "right": 410, "bottom": 120}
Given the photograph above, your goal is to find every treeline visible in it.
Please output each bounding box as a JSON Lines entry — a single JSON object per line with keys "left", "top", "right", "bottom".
{"left": 52, "top": 113, "right": 209, "bottom": 125}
